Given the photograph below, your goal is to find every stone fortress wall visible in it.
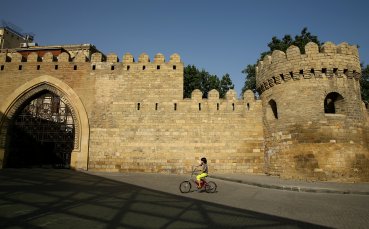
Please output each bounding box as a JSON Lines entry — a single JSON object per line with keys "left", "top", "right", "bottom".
{"left": 0, "top": 51, "right": 264, "bottom": 175}
{"left": 0, "top": 41, "right": 368, "bottom": 181}
{"left": 256, "top": 42, "right": 369, "bottom": 181}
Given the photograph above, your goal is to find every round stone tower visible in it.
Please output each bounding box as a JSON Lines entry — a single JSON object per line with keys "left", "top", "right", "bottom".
{"left": 256, "top": 42, "right": 369, "bottom": 181}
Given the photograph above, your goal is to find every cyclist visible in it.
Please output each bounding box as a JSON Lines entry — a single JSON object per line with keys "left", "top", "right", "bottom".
{"left": 196, "top": 157, "right": 208, "bottom": 189}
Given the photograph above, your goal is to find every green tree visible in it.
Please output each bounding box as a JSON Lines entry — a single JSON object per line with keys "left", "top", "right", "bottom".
{"left": 203, "top": 74, "right": 220, "bottom": 98}
{"left": 219, "top": 73, "right": 234, "bottom": 98}
{"left": 293, "top": 27, "right": 321, "bottom": 53}
{"left": 242, "top": 27, "right": 322, "bottom": 96}
{"left": 184, "top": 65, "right": 233, "bottom": 99}
{"left": 183, "top": 65, "right": 201, "bottom": 98}
{"left": 360, "top": 63, "right": 369, "bottom": 102}
{"left": 241, "top": 64, "right": 256, "bottom": 95}
{"left": 259, "top": 34, "right": 293, "bottom": 60}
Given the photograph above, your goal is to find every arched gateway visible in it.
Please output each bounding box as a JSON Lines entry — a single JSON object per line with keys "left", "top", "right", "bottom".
{"left": 0, "top": 76, "right": 89, "bottom": 170}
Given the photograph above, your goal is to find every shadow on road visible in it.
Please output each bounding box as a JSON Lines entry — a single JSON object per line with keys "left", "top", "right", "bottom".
{"left": 0, "top": 169, "right": 328, "bottom": 229}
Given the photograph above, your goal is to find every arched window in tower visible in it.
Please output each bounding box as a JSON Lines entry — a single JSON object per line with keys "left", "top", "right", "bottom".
{"left": 324, "top": 92, "right": 345, "bottom": 114}
{"left": 268, "top": 99, "right": 278, "bottom": 119}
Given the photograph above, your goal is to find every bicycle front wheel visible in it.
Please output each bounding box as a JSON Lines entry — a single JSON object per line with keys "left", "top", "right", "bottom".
{"left": 179, "top": 181, "right": 191, "bottom": 193}
{"left": 205, "top": 181, "right": 217, "bottom": 193}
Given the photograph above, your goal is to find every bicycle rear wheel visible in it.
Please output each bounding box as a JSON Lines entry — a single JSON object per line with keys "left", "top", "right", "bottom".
{"left": 205, "top": 181, "right": 217, "bottom": 193}
{"left": 179, "top": 181, "right": 191, "bottom": 193}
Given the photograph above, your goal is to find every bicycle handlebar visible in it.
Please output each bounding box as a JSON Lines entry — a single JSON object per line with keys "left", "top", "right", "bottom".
{"left": 191, "top": 165, "right": 203, "bottom": 176}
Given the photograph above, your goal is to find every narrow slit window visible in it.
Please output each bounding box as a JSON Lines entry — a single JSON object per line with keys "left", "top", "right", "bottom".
{"left": 269, "top": 100, "right": 278, "bottom": 119}
{"left": 173, "top": 65, "right": 176, "bottom": 70}
{"left": 37, "top": 65, "right": 40, "bottom": 70}
{"left": 199, "top": 103, "right": 201, "bottom": 111}
{"left": 232, "top": 103, "right": 235, "bottom": 111}
{"left": 155, "top": 103, "right": 158, "bottom": 110}
{"left": 127, "top": 65, "right": 130, "bottom": 71}
{"left": 247, "top": 103, "right": 250, "bottom": 110}
{"left": 137, "top": 103, "right": 140, "bottom": 110}
{"left": 174, "top": 103, "right": 177, "bottom": 111}
{"left": 142, "top": 65, "right": 146, "bottom": 70}
{"left": 157, "top": 65, "right": 160, "bottom": 70}
{"left": 92, "top": 65, "right": 96, "bottom": 70}
{"left": 18, "top": 65, "right": 22, "bottom": 70}
{"left": 1, "top": 65, "right": 4, "bottom": 71}
{"left": 55, "top": 65, "right": 58, "bottom": 70}
{"left": 111, "top": 65, "right": 115, "bottom": 70}
{"left": 74, "top": 65, "right": 78, "bottom": 70}
{"left": 217, "top": 103, "right": 219, "bottom": 110}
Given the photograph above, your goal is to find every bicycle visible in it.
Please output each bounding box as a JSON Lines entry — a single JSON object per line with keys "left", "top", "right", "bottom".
{"left": 179, "top": 166, "right": 217, "bottom": 193}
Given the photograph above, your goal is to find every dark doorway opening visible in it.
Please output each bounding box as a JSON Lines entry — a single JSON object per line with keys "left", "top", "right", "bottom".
{"left": 5, "top": 91, "right": 75, "bottom": 168}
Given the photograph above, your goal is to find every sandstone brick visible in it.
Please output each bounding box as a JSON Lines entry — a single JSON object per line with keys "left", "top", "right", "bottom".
{"left": 0, "top": 42, "right": 368, "bottom": 181}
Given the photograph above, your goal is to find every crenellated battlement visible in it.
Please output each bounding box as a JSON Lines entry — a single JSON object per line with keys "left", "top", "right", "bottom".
{"left": 189, "top": 89, "right": 254, "bottom": 102}
{"left": 255, "top": 42, "right": 361, "bottom": 94}
{"left": 0, "top": 51, "right": 181, "bottom": 64}
{"left": 0, "top": 51, "right": 183, "bottom": 74}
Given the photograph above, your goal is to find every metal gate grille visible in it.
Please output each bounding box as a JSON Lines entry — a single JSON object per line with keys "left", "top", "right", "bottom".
{"left": 11, "top": 92, "right": 75, "bottom": 167}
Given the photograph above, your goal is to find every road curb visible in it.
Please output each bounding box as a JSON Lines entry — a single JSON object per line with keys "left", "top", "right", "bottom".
{"left": 211, "top": 175, "right": 369, "bottom": 195}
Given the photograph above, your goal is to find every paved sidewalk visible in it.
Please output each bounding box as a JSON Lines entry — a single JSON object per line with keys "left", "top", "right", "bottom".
{"left": 211, "top": 173, "right": 369, "bottom": 195}
{"left": 86, "top": 170, "right": 369, "bottom": 195}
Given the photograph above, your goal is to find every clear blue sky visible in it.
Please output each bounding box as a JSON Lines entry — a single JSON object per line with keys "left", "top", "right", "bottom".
{"left": 2, "top": 0, "right": 369, "bottom": 95}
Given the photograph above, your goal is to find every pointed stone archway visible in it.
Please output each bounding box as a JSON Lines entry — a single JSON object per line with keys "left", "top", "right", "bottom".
{"left": 0, "top": 75, "right": 89, "bottom": 170}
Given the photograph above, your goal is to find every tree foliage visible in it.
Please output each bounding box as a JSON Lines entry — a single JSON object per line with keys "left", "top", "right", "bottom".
{"left": 220, "top": 73, "right": 235, "bottom": 98}
{"left": 241, "top": 64, "right": 256, "bottom": 95}
{"left": 360, "top": 63, "right": 369, "bottom": 102}
{"left": 184, "top": 65, "right": 233, "bottom": 99}
{"left": 241, "top": 27, "right": 321, "bottom": 96}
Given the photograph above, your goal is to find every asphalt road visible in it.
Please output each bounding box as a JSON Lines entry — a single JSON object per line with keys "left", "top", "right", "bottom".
{"left": 0, "top": 169, "right": 368, "bottom": 229}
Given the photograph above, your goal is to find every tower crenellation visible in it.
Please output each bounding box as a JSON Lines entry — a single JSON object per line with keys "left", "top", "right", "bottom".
{"left": 256, "top": 42, "right": 361, "bottom": 94}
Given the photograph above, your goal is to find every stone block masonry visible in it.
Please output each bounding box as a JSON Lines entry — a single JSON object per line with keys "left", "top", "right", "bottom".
{"left": 0, "top": 51, "right": 264, "bottom": 175}
{"left": 0, "top": 41, "right": 368, "bottom": 181}
{"left": 257, "top": 42, "right": 369, "bottom": 181}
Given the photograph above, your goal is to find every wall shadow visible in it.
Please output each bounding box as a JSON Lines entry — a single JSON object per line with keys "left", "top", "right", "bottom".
{"left": 5, "top": 117, "right": 73, "bottom": 168}
{"left": 0, "top": 169, "right": 329, "bottom": 229}
{"left": 0, "top": 110, "right": 8, "bottom": 168}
